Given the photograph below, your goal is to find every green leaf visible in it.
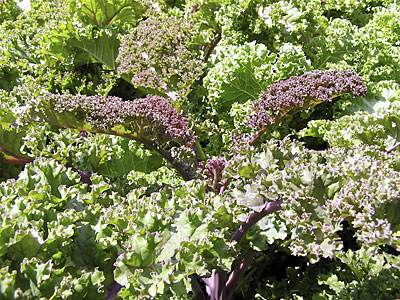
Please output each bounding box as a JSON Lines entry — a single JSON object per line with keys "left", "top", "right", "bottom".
{"left": 91, "top": 268, "right": 106, "bottom": 286}
{"left": 70, "top": 33, "right": 120, "bottom": 69}
{"left": 238, "top": 164, "right": 258, "bottom": 179}
{"left": 0, "top": 104, "right": 17, "bottom": 131}
{"left": 86, "top": 136, "right": 163, "bottom": 179}
{"left": 0, "top": 267, "right": 16, "bottom": 299}
{"left": 299, "top": 99, "right": 400, "bottom": 150}
{"left": 20, "top": 159, "right": 80, "bottom": 196}
{"left": 0, "top": 226, "right": 14, "bottom": 256}
{"left": 70, "top": 0, "right": 145, "bottom": 26}
{"left": 249, "top": 214, "right": 287, "bottom": 251}
{"left": 0, "top": 99, "right": 33, "bottom": 161}
{"left": 232, "top": 183, "right": 265, "bottom": 208}
{"left": 204, "top": 42, "right": 272, "bottom": 112}
{"left": 124, "top": 234, "right": 159, "bottom": 267}
{"left": 386, "top": 197, "right": 400, "bottom": 230}
{"left": 8, "top": 232, "right": 42, "bottom": 262}
{"left": 317, "top": 274, "right": 345, "bottom": 294}
{"left": 204, "top": 42, "right": 312, "bottom": 113}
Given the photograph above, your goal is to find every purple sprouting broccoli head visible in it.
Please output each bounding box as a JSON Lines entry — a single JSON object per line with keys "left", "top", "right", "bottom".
{"left": 116, "top": 17, "right": 205, "bottom": 104}
{"left": 204, "top": 157, "right": 226, "bottom": 186}
{"left": 247, "top": 69, "right": 368, "bottom": 130}
{"left": 41, "top": 93, "right": 196, "bottom": 146}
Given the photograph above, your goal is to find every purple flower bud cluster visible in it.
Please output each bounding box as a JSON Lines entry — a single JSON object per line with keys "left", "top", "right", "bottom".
{"left": 116, "top": 17, "right": 205, "bottom": 102}
{"left": 247, "top": 70, "right": 368, "bottom": 130}
{"left": 205, "top": 157, "right": 226, "bottom": 184}
{"left": 43, "top": 93, "right": 196, "bottom": 146}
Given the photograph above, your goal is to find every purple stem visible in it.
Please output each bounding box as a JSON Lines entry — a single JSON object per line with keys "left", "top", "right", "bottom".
{"left": 196, "top": 199, "right": 283, "bottom": 300}
{"left": 225, "top": 249, "right": 257, "bottom": 299}
{"left": 70, "top": 167, "right": 92, "bottom": 185}
{"left": 0, "top": 144, "right": 33, "bottom": 165}
{"left": 387, "top": 142, "right": 400, "bottom": 152}
{"left": 203, "top": 268, "right": 228, "bottom": 300}
{"left": 387, "top": 118, "right": 400, "bottom": 153}
{"left": 230, "top": 199, "right": 283, "bottom": 244}
{"left": 105, "top": 281, "right": 123, "bottom": 300}
{"left": 204, "top": 31, "right": 221, "bottom": 63}
{"left": 219, "top": 178, "right": 231, "bottom": 195}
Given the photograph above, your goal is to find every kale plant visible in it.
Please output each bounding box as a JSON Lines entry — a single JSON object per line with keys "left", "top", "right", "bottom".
{"left": 1, "top": 1, "right": 399, "bottom": 300}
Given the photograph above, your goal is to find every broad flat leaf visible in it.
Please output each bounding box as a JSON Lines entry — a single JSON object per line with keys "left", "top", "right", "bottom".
{"left": 70, "top": 33, "right": 120, "bottom": 69}
{"left": 0, "top": 104, "right": 17, "bottom": 131}
{"left": 8, "top": 233, "right": 42, "bottom": 262}
{"left": 71, "top": 0, "right": 145, "bottom": 26}
{"left": 217, "top": 60, "right": 264, "bottom": 110}
{"left": 0, "top": 127, "right": 33, "bottom": 161}
{"left": 0, "top": 226, "right": 14, "bottom": 256}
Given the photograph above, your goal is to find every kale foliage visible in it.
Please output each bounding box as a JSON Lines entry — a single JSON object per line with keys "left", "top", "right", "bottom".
{"left": 0, "top": 0, "right": 399, "bottom": 299}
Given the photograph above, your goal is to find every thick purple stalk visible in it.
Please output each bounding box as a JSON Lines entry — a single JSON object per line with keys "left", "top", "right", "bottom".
{"left": 224, "top": 248, "right": 257, "bottom": 299}
{"left": 193, "top": 199, "right": 283, "bottom": 300}
{"left": 105, "top": 281, "right": 123, "bottom": 300}
{"left": 230, "top": 199, "right": 283, "bottom": 243}
{"left": 0, "top": 143, "right": 33, "bottom": 165}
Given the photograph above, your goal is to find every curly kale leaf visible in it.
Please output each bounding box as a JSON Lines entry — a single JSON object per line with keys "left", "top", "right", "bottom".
{"left": 0, "top": 159, "right": 113, "bottom": 299}
{"left": 0, "top": 91, "right": 34, "bottom": 164}
{"left": 203, "top": 42, "right": 312, "bottom": 114}
{"left": 227, "top": 138, "right": 400, "bottom": 262}
{"left": 0, "top": 159, "right": 239, "bottom": 299}
{"left": 305, "top": 6, "right": 400, "bottom": 84}
{"left": 299, "top": 81, "right": 400, "bottom": 150}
